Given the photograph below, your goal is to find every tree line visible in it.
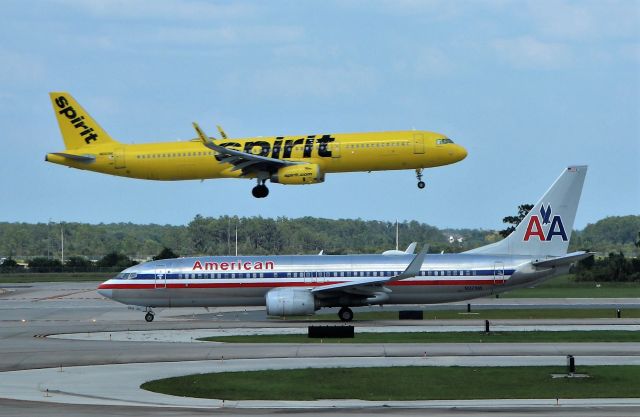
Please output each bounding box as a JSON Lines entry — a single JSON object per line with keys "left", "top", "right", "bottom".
{"left": 0, "top": 214, "right": 638, "bottom": 280}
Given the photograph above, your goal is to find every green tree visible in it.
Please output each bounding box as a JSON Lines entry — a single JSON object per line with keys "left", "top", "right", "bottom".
{"left": 97, "top": 252, "right": 136, "bottom": 269}
{"left": 499, "top": 204, "right": 534, "bottom": 238}
{"left": 153, "top": 247, "right": 179, "bottom": 261}
{"left": 0, "top": 258, "right": 21, "bottom": 272}
{"left": 28, "top": 257, "right": 63, "bottom": 273}
{"left": 65, "top": 256, "right": 91, "bottom": 271}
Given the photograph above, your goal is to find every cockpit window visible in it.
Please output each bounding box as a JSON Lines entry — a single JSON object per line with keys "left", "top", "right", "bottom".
{"left": 436, "top": 138, "right": 454, "bottom": 145}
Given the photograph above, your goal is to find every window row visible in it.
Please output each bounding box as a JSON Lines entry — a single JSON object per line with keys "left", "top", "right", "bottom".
{"left": 135, "top": 151, "right": 214, "bottom": 159}
{"left": 121, "top": 269, "right": 484, "bottom": 280}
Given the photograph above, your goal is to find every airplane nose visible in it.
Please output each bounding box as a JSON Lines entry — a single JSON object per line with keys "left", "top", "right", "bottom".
{"left": 97, "top": 289, "right": 113, "bottom": 299}
{"left": 97, "top": 283, "right": 113, "bottom": 299}
{"left": 456, "top": 145, "right": 468, "bottom": 161}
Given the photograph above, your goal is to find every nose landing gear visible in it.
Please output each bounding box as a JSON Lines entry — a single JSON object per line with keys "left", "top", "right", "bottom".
{"left": 416, "top": 169, "right": 426, "bottom": 189}
{"left": 144, "top": 307, "right": 155, "bottom": 322}
{"left": 251, "top": 179, "right": 270, "bottom": 198}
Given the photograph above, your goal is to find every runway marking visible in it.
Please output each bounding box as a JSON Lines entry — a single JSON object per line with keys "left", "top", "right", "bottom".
{"left": 31, "top": 289, "right": 98, "bottom": 302}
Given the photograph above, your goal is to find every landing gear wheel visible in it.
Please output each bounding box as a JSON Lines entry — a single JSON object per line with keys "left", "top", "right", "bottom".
{"left": 145, "top": 312, "right": 155, "bottom": 322}
{"left": 415, "top": 169, "right": 425, "bottom": 189}
{"left": 251, "top": 183, "right": 270, "bottom": 198}
{"left": 338, "top": 307, "right": 354, "bottom": 322}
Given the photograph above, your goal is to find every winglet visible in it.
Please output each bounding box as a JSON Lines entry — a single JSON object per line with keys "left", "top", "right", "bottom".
{"left": 193, "top": 122, "right": 212, "bottom": 144}
{"left": 390, "top": 245, "right": 428, "bottom": 282}
{"left": 216, "top": 125, "right": 228, "bottom": 140}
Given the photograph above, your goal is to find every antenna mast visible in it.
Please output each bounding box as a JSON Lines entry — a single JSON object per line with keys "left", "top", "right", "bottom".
{"left": 395, "top": 219, "right": 399, "bottom": 251}
{"left": 61, "top": 223, "right": 64, "bottom": 265}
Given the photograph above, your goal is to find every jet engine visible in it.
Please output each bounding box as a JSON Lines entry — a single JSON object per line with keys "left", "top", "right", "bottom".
{"left": 265, "top": 287, "right": 316, "bottom": 316}
{"left": 270, "top": 164, "right": 324, "bottom": 185}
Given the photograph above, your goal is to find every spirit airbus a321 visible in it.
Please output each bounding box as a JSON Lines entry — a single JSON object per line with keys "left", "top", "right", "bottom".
{"left": 45, "top": 93, "right": 467, "bottom": 198}
{"left": 98, "top": 166, "right": 590, "bottom": 322}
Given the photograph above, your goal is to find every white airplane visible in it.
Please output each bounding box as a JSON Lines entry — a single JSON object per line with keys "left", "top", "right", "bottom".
{"left": 98, "top": 166, "right": 590, "bottom": 322}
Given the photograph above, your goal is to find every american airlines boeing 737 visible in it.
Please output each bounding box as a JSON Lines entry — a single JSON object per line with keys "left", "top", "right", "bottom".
{"left": 98, "top": 166, "right": 589, "bottom": 322}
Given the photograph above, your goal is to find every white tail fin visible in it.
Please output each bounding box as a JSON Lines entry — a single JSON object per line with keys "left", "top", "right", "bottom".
{"left": 466, "top": 166, "right": 587, "bottom": 257}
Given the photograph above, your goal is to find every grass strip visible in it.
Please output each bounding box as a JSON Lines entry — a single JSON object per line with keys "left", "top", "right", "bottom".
{"left": 200, "top": 330, "right": 640, "bottom": 344}
{"left": 141, "top": 365, "right": 640, "bottom": 400}
{"left": 305, "top": 308, "right": 640, "bottom": 321}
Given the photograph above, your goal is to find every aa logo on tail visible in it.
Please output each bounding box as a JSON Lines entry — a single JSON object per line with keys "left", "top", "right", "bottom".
{"left": 523, "top": 204, "right": 568, "bottom": 242}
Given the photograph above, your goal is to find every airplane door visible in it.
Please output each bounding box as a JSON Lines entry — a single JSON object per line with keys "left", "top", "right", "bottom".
{"left": 493, "top": 262, "right": 505, "bottom": 288}
{"left": 413, "top": 133, "right": 425, "bottom": 154}
{"left": 114, "top": 148, "right": 126, "bottom": 169}
{"left": 331, "top": 142, "right": 341, "bottom": 158}
{"left": 155, "top": 264, "right": 167, "bottom": 289}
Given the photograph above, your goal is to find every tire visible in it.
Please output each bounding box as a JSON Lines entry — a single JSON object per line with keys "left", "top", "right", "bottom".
{"left": 338, "top": 307, "right": 354, "bottom": 322}
{"left": 145, "top": 312, "right": 154, "bottom": 322}
{"left": 417, "top": 181, "right": 426, "bottom": 189}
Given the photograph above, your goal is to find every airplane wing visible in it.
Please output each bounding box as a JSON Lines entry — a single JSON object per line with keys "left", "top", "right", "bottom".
{"left": 312, "top": 249, "right": 427, "bottom": 295}
{"left": 192, "top": 123, "right": 302, "bottom": 175}
{"left": 532, "top": 251, "right": 593, "bottom": 268}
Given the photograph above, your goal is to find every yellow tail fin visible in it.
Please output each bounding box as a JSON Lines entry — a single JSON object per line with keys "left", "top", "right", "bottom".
{"left": 49, "top": 92, "right": 119, "bottom": 149}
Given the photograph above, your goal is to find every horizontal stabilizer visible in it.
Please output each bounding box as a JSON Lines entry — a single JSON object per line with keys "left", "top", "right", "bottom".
{"left": 532, "top": 251, "right": 593, "bottom": 268}
{"left": 51, "top": 152, "right": 96, "bottom": 162}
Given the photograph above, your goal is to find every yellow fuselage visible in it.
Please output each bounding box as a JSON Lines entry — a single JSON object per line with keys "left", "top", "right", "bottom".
{"left": 47, "top": 130, "right": 467, "bottom": 181}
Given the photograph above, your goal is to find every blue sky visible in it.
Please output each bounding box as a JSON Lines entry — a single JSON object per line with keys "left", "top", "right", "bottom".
{"left": 1, "top": 0, "right": 638, "bottom": 231}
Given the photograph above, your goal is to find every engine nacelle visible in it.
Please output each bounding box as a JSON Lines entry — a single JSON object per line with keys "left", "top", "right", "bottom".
{"left": 266, "top": 287, "right": 316, "bottom": 316}
{"left": 271, "top": 164, "right": 324, "bottom": 185}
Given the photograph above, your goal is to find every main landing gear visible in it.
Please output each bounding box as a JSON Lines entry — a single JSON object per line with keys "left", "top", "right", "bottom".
{"left": 338, "top": 307, "right": 354, "bottom": 322}
{"left": 416, "top": 168, "right": 426, "bottom": 189}
{"left": 252, "top": 179, "right": 269, "bottom": 198}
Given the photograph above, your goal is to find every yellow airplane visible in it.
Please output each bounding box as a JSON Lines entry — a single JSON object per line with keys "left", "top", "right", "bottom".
{"left": 46, "top": 92, "right": 467, "bottom": 198}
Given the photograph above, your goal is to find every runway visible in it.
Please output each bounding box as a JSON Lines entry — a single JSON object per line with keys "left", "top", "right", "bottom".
{"left": 1, "top": 281, "right": 639, "bottom": 416}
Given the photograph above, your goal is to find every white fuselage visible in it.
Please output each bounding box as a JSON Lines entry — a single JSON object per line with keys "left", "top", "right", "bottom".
{"left": 97, "top": 253, "right": 562, "bottom": 309}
